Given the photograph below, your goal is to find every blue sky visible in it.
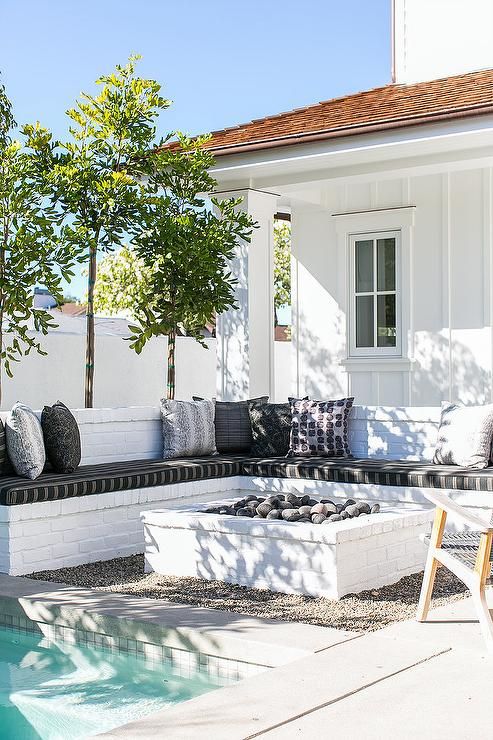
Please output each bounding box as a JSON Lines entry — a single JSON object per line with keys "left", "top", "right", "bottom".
{"left": 1, "top": 0, "right": 391, "bottom": 299}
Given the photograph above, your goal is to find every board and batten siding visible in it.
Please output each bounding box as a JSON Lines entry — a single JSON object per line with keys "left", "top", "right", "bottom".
{"left": 291, "top": 167, "right": 493, "bottom": 407}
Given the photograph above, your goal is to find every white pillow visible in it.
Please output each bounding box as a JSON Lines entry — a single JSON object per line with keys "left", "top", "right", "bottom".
{"left": 160, "top": 399, "right": 217, "bottom": 459}
{"left": 6, "top": 403, "right": 46, "bottom": 479}
{"left": 433, "top": 402, "right": 493, "bottom": 469}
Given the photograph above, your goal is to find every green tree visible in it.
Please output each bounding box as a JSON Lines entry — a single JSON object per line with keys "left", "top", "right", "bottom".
{"left": 127, "top": 134, "right": 256, "bottom": 399}
{"left": 92, "top": 245, "right": 149, "bottom": 319}
{"left": 47, "top": 56, "right": 170, "bottom": 407}
{"left": 0, "top": 85, "right": 76, "bottom": 405}
{"left": 273, "top": 220, "right": 291, "bottom": 325}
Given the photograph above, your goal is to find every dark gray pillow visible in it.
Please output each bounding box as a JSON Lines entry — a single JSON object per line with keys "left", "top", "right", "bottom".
{"left": 193, "top": 396, "right": 268, "bottom": 453}
{"left": 0, "top": 418, "right": 7, "bottom": 474}
{"left": 248, "top": 401, "right": 291, "bottom": 457}
{"left": 41, "top": 401, "right": 81, "bottom": 473}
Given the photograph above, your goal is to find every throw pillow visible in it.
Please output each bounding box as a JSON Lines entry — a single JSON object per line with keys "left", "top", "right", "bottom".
{"left": 288, "top": 397, "right": 354, "bottom": 458}
{"left": 434, "top": 401, "right": 493, "bottom": 469}
{"left": 0, "top": 417, "right": 7, "bottom": 473}
{"left": 6, "top": 403, "right": 46, "bottom": 479}
{"left": 193, "top": 396, "right": 268, "bottom": 453}
{"left": 41, "top": 401, "right": 81, "bottom": 473}
{"left": 161, "top": 399, "right": 217, "bottom": 459}
{"left": 248, "top": 401, "right": 291, "bottom": 457}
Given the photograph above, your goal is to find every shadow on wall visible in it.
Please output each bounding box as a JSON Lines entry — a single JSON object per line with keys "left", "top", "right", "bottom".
{"left": 413, "top": 331, "right": 491, "bottom": 406}
{"left": 296, "top": 311, "right": 346, "bottom": 400}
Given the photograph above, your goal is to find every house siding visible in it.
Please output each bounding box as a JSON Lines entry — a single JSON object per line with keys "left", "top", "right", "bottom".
{"left": 292, "top": 166, "right": 493, "bottom": 406}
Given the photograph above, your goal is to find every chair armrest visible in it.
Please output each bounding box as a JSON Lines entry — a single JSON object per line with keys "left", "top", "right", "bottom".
{"left": 424, "top": 490, "right": 493, "bottom": 534}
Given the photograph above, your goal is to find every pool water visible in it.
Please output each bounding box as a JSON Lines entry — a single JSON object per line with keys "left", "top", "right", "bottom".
{"left": 0, "top": 625, "right": 225, "bottom": 739}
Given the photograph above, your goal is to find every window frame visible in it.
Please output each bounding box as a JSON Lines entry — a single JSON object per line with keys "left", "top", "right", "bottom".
{"left": 348, "top": 229, "right": 402, "bottom": 358}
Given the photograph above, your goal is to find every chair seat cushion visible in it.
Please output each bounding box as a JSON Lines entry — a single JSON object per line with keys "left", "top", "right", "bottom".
{"left": 0, "top": 456, "right": 243, "bottom": 506}
{"left": 241, "top": 457, "right": 493, "bottom": 491}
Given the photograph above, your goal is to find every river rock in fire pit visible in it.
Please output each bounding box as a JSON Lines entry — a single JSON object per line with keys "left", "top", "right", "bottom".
{"left": 311, "top": 513, "right": 326, "bottom": 524}
{"left": 284, "top": 493, "right": 299, "bottom": 506}
{"left": 335, "top": 504, "right": 344, "bottom": 514}
{"left": 300, "top": 494, "right": 311, "bottom": 506}
{"left": 298, "top": 505, "right": 312, "bottom": 517}
{"left": 310, "top": 503, "right": 327, "bottom": 516}
{"left": 326, "top": 513, "right": 343, "bottom": 522}
{"left": 356, "top": 502, "right": 371, "bottom": 515}
{"left": 265, "top": 496, "right": 281, "bottom": 508}
{"left": 298, "top": 516, "right": 311, "bottom": 522}
{"left": 266, "top": 509, "right": 282, "bottom": 519}
{"left": 345, "top": 504, "right": 360, "bottom": 518}
{"left": 371, "top": 503, "right": 380, "bottom": 514}
{"left": 282, "top": 508, "right": 301, "bottom": 522}
{"left": 237, "top": 507, "right": 254, "bottom": 517}
{"left": 256, "top": 502, "right": 273, "bottom": 517}
{"left": 343, "top": 498, "right": 356, "bottom": 508}
{"left": 278, "top": 501, "right": 293, "bottom": 511}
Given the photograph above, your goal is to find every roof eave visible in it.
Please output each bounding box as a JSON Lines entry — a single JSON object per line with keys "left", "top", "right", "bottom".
{"left": 208, "top": 104, "right": 493, "bottom": 158}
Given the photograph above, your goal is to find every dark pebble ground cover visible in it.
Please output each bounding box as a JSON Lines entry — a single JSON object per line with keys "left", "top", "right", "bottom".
{"left": 28, "top": 554, "right": 468, "bottom": 633}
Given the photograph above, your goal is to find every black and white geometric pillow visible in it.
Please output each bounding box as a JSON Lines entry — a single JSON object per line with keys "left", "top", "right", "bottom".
{"left": 288, "top": 397, "right": 354, "bottom": 458}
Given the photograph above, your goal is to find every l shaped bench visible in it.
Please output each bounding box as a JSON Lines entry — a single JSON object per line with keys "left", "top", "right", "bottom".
{"left": 2, "top": 452, "right": 493, "bottom": 576}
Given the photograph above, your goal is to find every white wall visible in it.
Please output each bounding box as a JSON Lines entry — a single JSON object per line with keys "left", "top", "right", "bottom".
{"left": 0, "top": 334, "right": 216, "bottom": 410}
{"left": 292, "top": 166, "right": 493, "bottom": 407}
{"left": 394, "top": 0, "right": 493, "bottom": 83}
{"left": 0, "top": 333, "right": 292, "bottom": 410}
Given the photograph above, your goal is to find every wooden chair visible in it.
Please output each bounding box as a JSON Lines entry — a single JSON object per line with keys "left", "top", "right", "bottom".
{"left": 417, "top": 490, "right": 493, "bottom": 650}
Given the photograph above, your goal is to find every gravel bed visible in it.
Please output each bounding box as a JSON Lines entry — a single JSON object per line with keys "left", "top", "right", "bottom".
{"left": 27, "top": 555, "right": 468, "bottom": 633}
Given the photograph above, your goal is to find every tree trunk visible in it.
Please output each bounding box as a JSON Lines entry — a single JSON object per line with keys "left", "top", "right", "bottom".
{"left": 84, "top": 242, "right": 97, "bottom": 407}
{"left": 167, "top": 327, "right": 176, "bottom": 400}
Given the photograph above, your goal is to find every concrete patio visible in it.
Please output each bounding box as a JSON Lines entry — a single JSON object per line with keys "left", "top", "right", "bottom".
{"left": 100, "top": 595, "right": 493, "bottom": 739}
{"left": 1, "top": 573, "right": 487, "bottom": 739}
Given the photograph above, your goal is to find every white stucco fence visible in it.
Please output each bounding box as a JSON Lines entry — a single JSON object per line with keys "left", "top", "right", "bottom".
{"left": 0, "top": 334, "right": 291, "bottom": 410}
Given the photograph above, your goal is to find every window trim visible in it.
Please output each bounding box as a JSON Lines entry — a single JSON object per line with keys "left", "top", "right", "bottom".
{"left": 348, "top": 229, "right": 402, "bottom": 358}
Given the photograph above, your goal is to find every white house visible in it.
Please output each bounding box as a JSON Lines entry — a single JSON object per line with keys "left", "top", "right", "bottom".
{"left": 207, "top": 0, "right": 493, "bottom": 408}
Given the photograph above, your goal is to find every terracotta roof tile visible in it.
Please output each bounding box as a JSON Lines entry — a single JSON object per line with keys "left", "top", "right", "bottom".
{"left": 194, "top": 69, "right": 493, "bottom": 155}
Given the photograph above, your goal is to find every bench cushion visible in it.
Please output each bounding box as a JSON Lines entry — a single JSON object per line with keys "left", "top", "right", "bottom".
{"left": 0, "top": 457, "right": 243, "bottom": 506}
{"left": 241, "top": 457, "right": 493, "bottom": 491}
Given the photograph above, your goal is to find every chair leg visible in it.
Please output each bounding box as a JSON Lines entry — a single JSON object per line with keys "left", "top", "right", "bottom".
{"left": 472, "top": 532, "right": 493, "bottom": 651}
{"left": 416, "top": 507, "right": 447, "bottom": 622}
{"left": 470, "top": 584, "right": 493, "bottom": 651}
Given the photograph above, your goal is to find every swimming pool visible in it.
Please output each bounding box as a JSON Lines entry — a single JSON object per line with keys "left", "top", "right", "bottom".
{"left": 0, "top": 621, "right": 253, "bottom": 739}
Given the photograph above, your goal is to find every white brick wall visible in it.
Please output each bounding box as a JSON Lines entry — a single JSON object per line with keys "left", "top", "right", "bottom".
{"left": 1, "top": 477, "right": 241, "bottom": 576}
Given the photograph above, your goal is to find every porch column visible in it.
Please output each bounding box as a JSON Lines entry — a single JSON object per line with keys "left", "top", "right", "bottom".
{"left": 216, "top": 188, "right": 279, "bottom": 400}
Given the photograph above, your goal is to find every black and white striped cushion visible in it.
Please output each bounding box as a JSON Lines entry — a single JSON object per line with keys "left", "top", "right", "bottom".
{"left": 0, "top": 457, "right": 243, "bottom": 506}
{"left": 241, "top": 457, "right": 493, "bottom": 491}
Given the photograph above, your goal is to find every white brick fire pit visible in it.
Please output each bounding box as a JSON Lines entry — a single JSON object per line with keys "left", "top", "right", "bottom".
{"left": 143, "top": 498, "right": 434, "bottom": 599}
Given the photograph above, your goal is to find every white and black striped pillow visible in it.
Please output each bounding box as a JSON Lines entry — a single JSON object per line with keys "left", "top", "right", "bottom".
{"left": 161, "top": 399, "right": 217, "bottom": 459}
{"left": 194, "top": 396, "right": 268, "bottom": 453}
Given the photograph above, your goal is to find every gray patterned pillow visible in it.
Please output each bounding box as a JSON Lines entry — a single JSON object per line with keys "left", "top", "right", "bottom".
{"left": 6, "top": 403, "right": 46, "bottom": 479}
{"left": 434, "top": 402, "right": 493, "bottom": 469}
{"left": 41, "top": 401, "right": 81, "bottom": 473}
{"left": 288, "top": 397, "right": 354, "bottom": 458}
{"left": 161, "top": 399, "right": 217, "bottom": 459}
{"left": 193, "top": 396, "right": 268, "bottom": 453}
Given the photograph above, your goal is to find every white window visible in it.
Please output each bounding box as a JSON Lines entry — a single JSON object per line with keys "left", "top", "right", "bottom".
{"left": 349, "top": 230, "right": 401, "bottom": 357}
